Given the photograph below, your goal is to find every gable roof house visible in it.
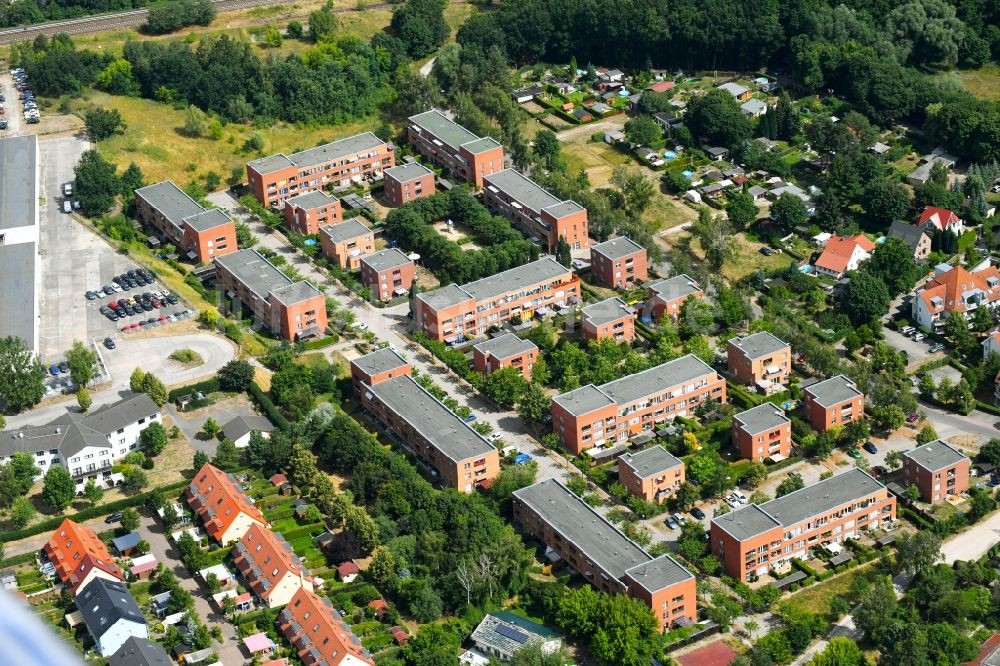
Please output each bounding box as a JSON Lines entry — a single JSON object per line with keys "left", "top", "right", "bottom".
{"left": 813, "top": 234, "right": 876, "bottom": 279}
{"left": 917, "top": 206, "right": 964, "bottom": 236}
{"left": 186, "top": 463, "right": 267, "bottom": 545}
{"left": 717, "top": 82, "right": 751, "bottom": 101}
{"left": 44, "top": 518, "right": 125, "bottom": 595}
{"left": 221, "top": 415, "right": 274, "bottom": 449}
{"left": 888, "top": 220, "right": 932, "bottom": 261}
{"left": 109, "top": 637, "right": 172, "bottom": 666}
{"left": 77, "top": 578, "right": 148, "bottom": 657}
{"left": 278, "top": 587, "right": 375, "bottom": 666}
{"left": 912, "top": 263, "right": 1000, "bottom": 330}
{"left": 233, "top": 523, "right": 316, "bottom": 608}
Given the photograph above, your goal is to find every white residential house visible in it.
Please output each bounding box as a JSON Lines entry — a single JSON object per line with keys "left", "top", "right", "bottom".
{"left": 77, "top": 578, "right": 148, "bottom": 657}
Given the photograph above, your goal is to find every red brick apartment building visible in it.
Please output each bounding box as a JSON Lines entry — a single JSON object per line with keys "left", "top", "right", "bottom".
{"left": 618, "top": 447, "right": 685, "bottom": 503}
{"left": 727, "top": 332, "right": 792, "bottom": 393}
{"left": 580, "top": 297, "right": 636, "bottom": 343}
{"left": 644, "top": 274, "right": 703, "bottom": 321}
{"left": 278, "top": 587, "right": 375, "bottom": 666}
{"left": 318, "top": 217, "right": 374, "bottom": 270}
{"left": 407, "top": 109, "right": 504, "bottom": 188}
{"left": 413, "top": 257, "right": 580, "bottom": 343}
{"left": 383, "top": 162, "right": 435, "bottom": 206}
{"left": 513, "top": 479, "right": 697, "bottom": 631}
{"left": 359, "top": 372, "right": 500, "bottom": 492}
{"left": 214, "top": 249, "right": 327, "bottom": 341}
{"left": 732, "top": 403, "right": 793, "bottom": 461}
{"left": 802, "top": 375, "right": 865, "bottom": 432}
{"left": 246, "top": 132, "right": 395, "bottom": 208}
{"left": 482, "top": 169, "right": 590, "bottom": 252}
{"left": 471, "top": 333, "right": 539, "bottom": 379}
{"left": 902, "top": 440, "right": 971, "bottom": 504}
{"left": 711, "top": 468, "right": 896, "bottom": 581}
{"left": 551, "top": 354, "right": 726, "bottom": 455}
{"left": 282, "top": 190, "right": 341, "bottom": 235}
{"left": 135, "top": 181, "right": 237, "bottom": 263}
{"left": 359, "top": 248, "right": 415, "bottom": 302}
{"left": 350, "top": 347, "right": 412, "bottom": 396}
{"left": 590, "top": 237, "right": 648, "bottom": 289}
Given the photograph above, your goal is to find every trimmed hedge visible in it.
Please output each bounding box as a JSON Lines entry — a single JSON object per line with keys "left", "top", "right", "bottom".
{"left": 168, "top": 377, "right": 221, "bottom": 403}
{"left": 976, "top": 401, "right": 1000, "bottom": 416}
{"left": 0, "top": 552, "right": 38, "bottom": 568}
{"left": 728, "top": 383, "right": 766, "bottom": 408}
{"left": 248, "top": 381, "right": 291, "bottom": 430}
{"left": 899, "top": 506, "right": 933, "bottom": 529}
{"left": 0, "top": 480, "right": 189, "bottom": 544}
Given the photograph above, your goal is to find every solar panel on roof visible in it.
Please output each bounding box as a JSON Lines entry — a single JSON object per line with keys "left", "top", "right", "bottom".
{"left": 496, "top": 624, "right": 530, "bottom": 643}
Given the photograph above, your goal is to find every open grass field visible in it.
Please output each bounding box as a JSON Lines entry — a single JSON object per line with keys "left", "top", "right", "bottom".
{"left": 955, "top": 63, "right": 1000, "bottom": 101}
{"left": 786, "top": 562, "right": 877, "bottom": 616}
{"left": 560, "top": 136, "right": 633, "bottom": 186}
{"left": 670, "top": 231, "right": 790, "bottom": 282}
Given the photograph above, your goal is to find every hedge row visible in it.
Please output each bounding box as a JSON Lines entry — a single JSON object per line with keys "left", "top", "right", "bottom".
{"left": 899, "top": 506, "right": 933, "bottom": 529}
{"left": 279, "top": 523, "right": 323, "bottom": 542}
{"left": 168, "top": 377, "right": 221, "bottom": 402}
{"left": 248, "top": 381, "right": 291, "bottom": 430}
{"left": 301, "top": 335, "right": 339, "bottom": 351}
{"left": 0, "top": 480, "right": 189, "bottom": 544}
{"left": 976, "top": 401, "right": 1000, "bottom": 416}
{"left": 727, "top": 383, "right": 767, "bottom": 408}
{"left": 0, "top": 552, "right": 39, "bottom": 568}
{"left": 791, "top": 558, "right": 829, "bottom": 581}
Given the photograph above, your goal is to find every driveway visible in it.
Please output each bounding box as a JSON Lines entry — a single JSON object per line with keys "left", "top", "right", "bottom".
{"left": 165, "top": 395, "right": 259, "bottom": 454}
{"left": 555, "top": 116, "right": 627, "bottom": 143}
{"left": 941, "top": 509, "right": 1000, "bottom": 563}
{"left": 0, "top": 74, "right": 24, "bottom": 135}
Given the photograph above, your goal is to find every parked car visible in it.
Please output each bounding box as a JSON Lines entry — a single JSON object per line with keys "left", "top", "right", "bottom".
{"left": 665, "top": 516, "right": 679, "bottom": 530}
{"left": 58, "top": 361, "right": 69, "bottom": 373}
{"left": 863, "top": 441, "right": 878, "bottom": 454}
{"left": 103, "top": 337, "right": 115, "bottom": 350}
{"left": 690, "top": 507, "right": 706, "bottom": 520}
{"left": 672, "top": 512, "right": 687, "bottom": 526}
{"left": 85, "top": 290, "right": 97, "bottom": 300}
{"left": 760, "top": 247, "right": 773, "bottom": 256}
{"left": 848, "top": 448, "right": 863, "bottom": 459}
{"left": 928, "top": 343, "right": 945, "bottom": 353}
{"left": 724, "top": 495, "right": 740, "bottom": 508}
{"left": 105, "top": 512, "right": 123, "bottom": 524}
{"left": 913, "top": 333, "right": 926, "bottom": 341}
{"left": 732, "top": 490, "right": 748, "bottom": 504}
{"left": 49, "top": 364, "right": 60, "bottom": 375}
{"left": 906, "top": 412, "right": 920, "bottom": 424}
{"left": 514, "top": 453, "right": 532, "bottom": 465}
{"left": 873, "top": 465, "right": 889, "bottom": 476}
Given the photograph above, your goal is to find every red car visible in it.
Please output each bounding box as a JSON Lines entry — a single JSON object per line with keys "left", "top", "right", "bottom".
{"left": 108, "top": 300, "right": 121, "bottom": 310}
{"left": 158, "top": 315, "right": 167, "bottom": 322}
{"left": 906, "top": 412, "right": 920, "bottom": 424}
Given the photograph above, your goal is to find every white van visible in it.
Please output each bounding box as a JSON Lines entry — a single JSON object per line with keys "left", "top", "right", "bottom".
{"left": 732, "top": 490, "right": 748, "bottom": 504}
{"left": 62, "top": 200, "right": 72, "bottom": 214}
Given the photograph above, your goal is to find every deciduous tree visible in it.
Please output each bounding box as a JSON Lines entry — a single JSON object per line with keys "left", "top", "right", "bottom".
{"left": 0, "top": 336, "right": 44, "bottom": 412}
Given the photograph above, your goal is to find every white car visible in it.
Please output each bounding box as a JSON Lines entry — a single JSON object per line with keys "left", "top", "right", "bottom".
{"left": 354, "top": 322, "right": 369, "bottom": 332}
{"left": 724, "top": 495, "right": 740, "bottom": 508}
{"left": 913, "top": 333, "right": 926, "bottom": 341}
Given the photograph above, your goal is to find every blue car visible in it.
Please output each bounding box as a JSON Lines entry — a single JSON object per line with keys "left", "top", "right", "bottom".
{"left": 514, "top": 453, "right": 532, "bottom": 465}
{"left": 49, "top": 364, "right": 60, "bottom": 375}
{"left": 462, "top": 414, "right": 477, "bottom": 423}
{"left": 863, "top": 441, "right": 878, "bottom": 454}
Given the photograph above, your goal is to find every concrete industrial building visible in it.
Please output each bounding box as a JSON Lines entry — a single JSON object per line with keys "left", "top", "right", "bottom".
{"left": 0, "top": 135, "right": 40, "bottom": 354}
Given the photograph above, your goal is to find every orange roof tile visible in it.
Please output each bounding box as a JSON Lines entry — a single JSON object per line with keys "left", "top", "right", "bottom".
{"left": 814, "top": 234, "right": 875, "bottom": 275}
{"left": 232, "top": 523, "right": 313, "bottom": 603}
{"left": 919, "top": 265, "right": 1000, "bottom": 315}
{"left": 186, "top": 463, "right": 266, "bottom": 542}
{"left": 279, "top": 587, "right": 375, "bottom": 666}
{"left": 43, "top": 519, "right": 123, "bottom": 593}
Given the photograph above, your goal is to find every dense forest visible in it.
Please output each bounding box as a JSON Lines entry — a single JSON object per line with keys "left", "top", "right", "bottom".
{"left": 454, "top": 0, "right": 1000, "bottom": 162}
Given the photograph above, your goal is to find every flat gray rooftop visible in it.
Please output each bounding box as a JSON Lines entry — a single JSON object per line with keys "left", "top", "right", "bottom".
{"left": 903, "top": 440, "right": 968, "bottom": 471}
{"left": 544, "top": 200, "right": 585, "bottom": 218}
{"left": 215, "top": 249, "right": 292, "bottom": 299}
{"left": 352, "top": 347, "right": 409, "bottom": 377}
{"left": 320, "top": 218, "right": 371, "bottom": 243}
{"left": 551, "top": 384, "right": 615, "bottom": 416}
{"left": 366, "top": 375, "right": 495, "bottom": 462}
{"left": 409, "top": 109, "right": 480, "bottom": 151}
{"left": 463, "top": 136, "right": 503, "bottom": 154}
{"left": 473, "top": 333, "right": 537, "bottom": 360}
{"left": 592, "top": 237, "right": 644, "bottom": 261}
{"left": 729, "top": 331, "right": 789, "bottom": 360}
{"left": 248, "top": 132, "right": 386, "bottom": 175}
{"left": 805, "top": 375, "right": 862, "bottom": 407}
{"left": 419, "top": 257, "right": 571, "bottom": 311}
{"left": 417, "top": 283, "right": 472, "bottom": 311}
{"left": 648, "top": 274, "right": 701, "bottom": 300}
{"left": 733, "top": 403, "right": 790, "bottom": 435}
{"left": 485, "top": 169, "right": 561, "bottom": 213}
{"left": 0, "top": 243, "right": 36, "bottom": 350}
{"left": 624, "top": 554, "right": 694, "bottom": 594}
{"left": 385, "top": 162, "right": 433, "bottom": 182}
{"left": 361, "top": 248, "right": 411, "bottom": 272}
{"left": 619, "top": 446, "right": 682, "bottom": 478}
{"left": 183, "top": 208, "right": 232, "bottom": 232}
{"left": 135, "top": 181, "right": 203, "bottom": 230}
{"left": 581, "top": 297, "right": 633, "bottom": 327}
{"left": 514, "top": 479, "right": 651, "bottom": 581}
{"left": 601, "top": 354, "right": 715, "bottom": 408}
{"left": 269, "top": 281, "right": 322, "bottom": 306}
{"left": 712, "top": 503, "right": 782, "bottom": 541}
{"left": 284, "top": 190, "right": 338, "bottom": 210}
{"left": 0, "top": 135, "right": 37, "bottom": 231}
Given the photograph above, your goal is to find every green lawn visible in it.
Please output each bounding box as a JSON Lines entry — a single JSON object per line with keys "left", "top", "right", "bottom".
{"left": 785, "top": 562, "right": 877, "bottom": 616}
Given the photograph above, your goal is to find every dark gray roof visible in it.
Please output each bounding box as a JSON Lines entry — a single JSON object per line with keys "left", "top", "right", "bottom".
{"left": 888, "top": 220, "right": 929, "bottom": 252}
{"left": 182, "top": 208, "right": 232, "bottom": 232}
{"left": 553, "top": 355, "right": 716, "bottom": 416}
{"left": 417, "top": 258, "right": 571, "bottom": 311}
{"left": 110, "top": 637, "right": 172, "bottom": 666}
{"left": 804, "top": 374, "right": 862, "bottom": 407}
{"left": 408, "top": 109, "right": 480, "bottom": 151}
{"left": 352, "top": 347, "right": 410, "bottom": 377}
{"left": 77, "top": 578, "right": 146, "bottom": 637}
{"left": 247, "top": 132, "right": 387, "bottom": 175}
{"left": 135, "top": 181, "right": 203, "bottom": 232}
{"left": 902, "top": 440, "right": 968, "bottom": 471}
{"left": 221, "top": 415, "right": 274, "bottom": 442}
{"left": 364, "top": 375, "right": 495, "bottom": 463}
{"left": 0, "top": 393, "right": 159, "bottom": 460}
{"left": 648, "top": 274, "right": 701, "bottom": 301}
{"left": 713, "top": 469, "right": 886, "bottom": 540}
{"left": 0, "top": 242, "right": 37, "bottom": 351}
{"left": 624, "top": 554, "right": 695, "bottom": 593}
{"left": 0, "top": 135, "right": 38, "bottom": 232}
{"left": 485, "top": 169, "right": 562, "bottom": 213}
{"left": 385, "top": 162, "right": 433, "bottom": 182}
{"left": 214, "top": 249, "right": 293, "bottom": 299}
{"left": 591, "top": 237, "right": 644, "bottom": 261}
{"left": 514, "top": 479, "right": 651, "bottom": 580}
{"left": 473, "top": 333, "right": 537, "bottom": 360}
{"left": 733, "top": 403, "right": 790, "bottom": 435}
{"left": 284, "top": 190, "right": 338, "bottom": 211}
{"left": 729, "top": 332, "right": 789, "bottom": 360}
{"left": 619, "top": 446, "right": 682, "bottom": 478}
{"left": 319, "top": 218, "right": 371, "bottom": 243}
{"left": 581, "top": 297, "right": 634, "bottom": 327}
{"left": 269, "top": 280, "right": 323, "bottom": 306}
{"left": 360, "top": 248, "right": 412, "bottom": 272}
